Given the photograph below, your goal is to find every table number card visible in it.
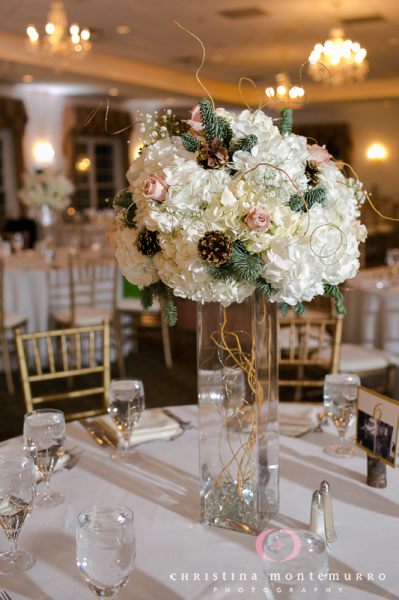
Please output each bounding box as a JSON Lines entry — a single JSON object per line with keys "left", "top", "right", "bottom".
{"left": 356, "top": 386, "right": 399, "bottom": 468}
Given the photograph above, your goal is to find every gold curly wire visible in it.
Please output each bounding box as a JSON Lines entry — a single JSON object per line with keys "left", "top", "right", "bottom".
{"left": 238, "top": 77, "right": 263, "bottom": 112}
{"left": 339, "top": 182, "right": 399, "bottom": 222}
{"left": 309, "top": 223, "right": 348, "bottom": 266}
{"left": 84, "top": 99, "right": 135, "bottom": 135}
{"left": 174, "top": 21, "right": 215, "bottom": 111}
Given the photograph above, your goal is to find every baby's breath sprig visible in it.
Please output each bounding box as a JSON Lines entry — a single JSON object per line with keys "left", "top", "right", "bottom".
{"left": 136, "top": 109, "right": 190, "bottom": 149}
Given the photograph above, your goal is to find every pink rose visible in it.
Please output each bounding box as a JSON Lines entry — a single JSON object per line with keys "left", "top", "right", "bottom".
{"left": 185, "top": 104, "right": 204, "bottom": 133}
{"left": 306, "top": 144, "right": 331, "bottom": 165}
{"left": 106, "top": 224, "right": 118, "bottom": 249}
{"left": 141, "top": 174, "right": 169, "bottom": 201}
{"left": 244, "top": 206, "right": 271, "bottom": 231}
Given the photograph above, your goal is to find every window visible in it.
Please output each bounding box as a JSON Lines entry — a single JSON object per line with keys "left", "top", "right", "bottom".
{"left": 74, "top": 136, "right": 125, "bottom": 210}
{"left": 0, "top": 128, "right": 18, "bottom": 222}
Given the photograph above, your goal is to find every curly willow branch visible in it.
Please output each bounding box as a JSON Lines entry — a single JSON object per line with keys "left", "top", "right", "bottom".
{"left": 339, "top": 182, "right": 399, "bottom": 222}
{"left": 240, "top": 163, "right": 310, "bottom": 246}
{"left": 238, "top": 77, "right": 263, "bottom": 112}
{"left": 310, "top": 224, "right": 348, "bottom": 266}
{"left": 174, "top": 21, "right": 215, "bottom": 111}
{"left": 209, "top": 308, "right": 263, "bottom": 496}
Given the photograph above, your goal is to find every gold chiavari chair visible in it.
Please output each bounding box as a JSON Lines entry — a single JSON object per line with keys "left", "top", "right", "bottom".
{"left": 15, "top": 321, "right": 110, "bottom": 420}
{"left": 278, "top": 315, "right": 344, "bottom": 399}
{"left": 52, "top": 255, "right": 124, "bottom": 376}
{"left": 0, "top": 258, "right": 28, "bottom": 394}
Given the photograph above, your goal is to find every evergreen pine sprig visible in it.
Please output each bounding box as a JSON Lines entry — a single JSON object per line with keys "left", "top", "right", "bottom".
{"left": 230, "top": 240, "right": 264, "bottom": 281}
{"left": 294, "top": 302, "right": 307, "bottom": 315}
{"left": 288, "top": 186, "right": 327, "bottom": 213}
{"left": 256, "top": 278, "right": 277, "bottom": 296}
{"left": 114, "top": 191, "right": 133, "bottom": 210}
{"left": 229, "top": 134, "right": 258, "bottom": 159}
{"left": 182, "top": 132, "right": 200, "bottom": 153}
{"left": 323, "top": 284, "right": 346, "bottom": 315}
{"left": 279, "top": 302, "right": 290, "bottom": 317}
{"left": 206, "top": 240, "right": 264, "bottom": 282}
{"left": 198, "top": 99, "right": 232, "bottom": 148}
{"left": 140, "top": 281, "right": 178, "bottom": 326}
{"left": 279, "top": 107, "right": 293, "bottom": 135}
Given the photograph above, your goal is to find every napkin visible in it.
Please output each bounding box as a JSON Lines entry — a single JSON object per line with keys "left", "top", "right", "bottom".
{"left": 279, "top": 403, "right": 321, "bottom": 436}
{"left": 128, "top": 408, "right": 183, "bottom": 446}
{"left": 0, "top": 438, "right": 71, "bottom": 481}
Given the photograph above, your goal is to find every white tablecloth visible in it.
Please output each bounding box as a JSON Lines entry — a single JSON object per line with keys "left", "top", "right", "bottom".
{"left": 0, "top": 404, "right": 398, "bottom": 600}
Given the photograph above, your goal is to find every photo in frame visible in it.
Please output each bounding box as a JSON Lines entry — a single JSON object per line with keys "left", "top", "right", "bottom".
{"left": 356, "top": 386, "right": 399, "bottom": 467}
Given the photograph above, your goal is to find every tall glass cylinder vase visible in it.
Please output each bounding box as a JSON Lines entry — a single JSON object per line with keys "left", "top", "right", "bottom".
{"left": 198, "top": 290, "right": 279, "bottom": 535}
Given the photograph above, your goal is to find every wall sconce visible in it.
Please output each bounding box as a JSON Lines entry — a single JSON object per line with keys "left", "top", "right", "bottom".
{"left": 34, "top": 142, "right": 55, "bottom": 164}
{"left": 367, "top": 144, "right": 387, "bottom": 160}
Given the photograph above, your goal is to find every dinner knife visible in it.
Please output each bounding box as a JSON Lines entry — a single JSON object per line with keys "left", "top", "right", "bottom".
{"left": 162, "top": 409, "right": 191, "bottom": 429}
{"left": 79, "top": 419, "right": 109, "bottom": 447}
{"left": 91, "top": 418, "right": 119, "bottom": 448}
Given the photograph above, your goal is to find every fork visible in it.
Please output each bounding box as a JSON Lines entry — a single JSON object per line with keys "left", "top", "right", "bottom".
{"left": 1, "top": 591, "right": 13, "bottom": 600}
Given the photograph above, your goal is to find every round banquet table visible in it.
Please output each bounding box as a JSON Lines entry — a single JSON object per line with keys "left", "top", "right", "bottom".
{"left": 3, "top": 248, "right": 121, "bottom": 336}
{"left": 0, "top": 404, "right": 397, "bottom": 600}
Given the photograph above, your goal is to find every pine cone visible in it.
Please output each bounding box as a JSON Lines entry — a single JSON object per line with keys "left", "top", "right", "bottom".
{"left": 305, "top": 160, "right": 321, "bottom": 187}
{"left": 136, "top": 229, "right": 161, "bottom": 257}
{"left": 197, "top": 138, "right": 229, "bottom": 170}
{"left": 198, "top": 231, "right": 233, "bottom": 265}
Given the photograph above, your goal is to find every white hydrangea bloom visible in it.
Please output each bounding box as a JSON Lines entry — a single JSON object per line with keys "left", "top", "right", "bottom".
{"left": 18, "top": 168, "right": 73, "bottom": 210}
{"left": 113, "top": 107, "right": 366, "bottom": 308}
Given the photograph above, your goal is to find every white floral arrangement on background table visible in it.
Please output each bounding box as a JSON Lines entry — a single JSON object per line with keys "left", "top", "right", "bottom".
{"left": 110, "top": 100, "right": 367, "bottom": 325}
{"left": 18, "top": 168, "right": 74, "bottom": 211}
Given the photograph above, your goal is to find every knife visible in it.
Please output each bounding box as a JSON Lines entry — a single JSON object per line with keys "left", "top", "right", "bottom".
{"left": 162, "top": 409, "right": 192, "bottom": 429}
{"left": 91, "top": 418, "right": 119, "bottom": 448}
{"left": 79, "top": 419, "right": 110, "bottom": 447}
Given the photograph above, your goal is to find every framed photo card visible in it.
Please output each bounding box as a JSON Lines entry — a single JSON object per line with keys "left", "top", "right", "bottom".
{"left": 356, "top": 386, "right": 399, "bottom": 468}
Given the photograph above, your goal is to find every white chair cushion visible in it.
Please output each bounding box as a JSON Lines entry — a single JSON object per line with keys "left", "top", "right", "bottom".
{"left": 4, "top": 312, "right": 27, "bottom": 328}
{"left": 53, "top": 308, "right": 112, "bottom": 327}
{"left": 319, "top": 343, "right": 399, "bottom": 372}
{"left": 117, "top": 298, "right": 161, "bottom": 312}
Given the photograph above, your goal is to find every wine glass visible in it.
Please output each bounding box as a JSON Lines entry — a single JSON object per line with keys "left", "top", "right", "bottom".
{"left": 11, "top": 232, "right": 24, "bottom": 254}
{"left": 323, "top": 373, "right": 360, "bottom": 458}
{"left": 0, "top": 455, "right": 36, "bottom": 575}
{"left": 107, "top": 379, "right": 145, "bottom": 460}
{"left": 23, "top": 409, "right": 66, "bottom": 508}
{"left": 76, "top": 505, "right": 135, "bottom": 598}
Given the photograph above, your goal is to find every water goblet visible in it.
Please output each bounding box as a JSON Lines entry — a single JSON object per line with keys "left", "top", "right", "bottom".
{"left": 24, "top": 409, "right": 66, "bottom": 508}
{"left": 323, "top": 373, "right": 360, "bottom": 458}
{"left": 12, "top": 232, "right": 24, "bottom": 253}
{"left": 262, "top": 528, "right": 329, "bottom": 600}
{"left": 0, "top": 455, "right": 36, "bottom": 575}
{"left": 76, "top": 505, "right": 135, "bottom": 598}
{"left": 108, "top": 378, "right": 145, "bottom": 460}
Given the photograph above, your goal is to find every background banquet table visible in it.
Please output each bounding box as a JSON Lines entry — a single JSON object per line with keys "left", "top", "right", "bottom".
{"left": 0, "top": 405, "right": 398, "bottom": 600}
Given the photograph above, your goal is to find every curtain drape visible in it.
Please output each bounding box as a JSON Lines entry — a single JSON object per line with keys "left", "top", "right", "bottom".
{"left": 0, "top": 97, "right": 28, "bottom": 185}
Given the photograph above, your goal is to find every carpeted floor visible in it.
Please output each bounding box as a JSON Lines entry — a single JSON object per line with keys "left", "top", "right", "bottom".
{"left": 0, "top": 331, "right": 198, "bottom": 443}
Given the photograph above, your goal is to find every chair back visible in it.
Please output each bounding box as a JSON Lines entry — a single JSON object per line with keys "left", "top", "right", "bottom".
{"left": 69, "top": 255, "right": 118, "bottom": 326}
{"left": 0, "top": 259, "right": 4, "bottom": 329}
{"left": 278, "top": 314, "right": 343, "bottom": 388}
{"left": 15, "top": 320, "right": 111, "bottom": 420}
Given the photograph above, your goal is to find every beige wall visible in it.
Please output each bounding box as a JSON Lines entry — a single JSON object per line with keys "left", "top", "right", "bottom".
{"left": 287, "top": 98, "right": 399, "bottom": 197}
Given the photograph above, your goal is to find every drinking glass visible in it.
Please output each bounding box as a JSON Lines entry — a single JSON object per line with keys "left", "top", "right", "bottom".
{"left": 385, "top": 248, "right": 399, "bottom": 276}
{"left": 323, "top": 373, "right": 360, "bottom": 458}
{"left": 108, "top": 378, "right": 145, "bottom": 460}
{"left": 23, "top": 409, "right": 66, "bottom": 508}
{"left": 0, "top": 455, "right": 36, "bottom": 574}
{"left": 76, "top": 505, "right": 135, "bottom": 598}
{"left": 262, "top": 529, "right": 328, "bottom": 600}
{"left": 12, "top": 232, "right": 24, "bottom": 253}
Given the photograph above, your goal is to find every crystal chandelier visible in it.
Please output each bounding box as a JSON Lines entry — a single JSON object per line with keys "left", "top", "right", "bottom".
{"left": 265, "top": 72, "right": 306, "bottom": 112}
{"left": 26, "top": 2, "right": 91, "bottom": 65}
{"left": 308, "top": 27, "right": 369, "bottom": 85}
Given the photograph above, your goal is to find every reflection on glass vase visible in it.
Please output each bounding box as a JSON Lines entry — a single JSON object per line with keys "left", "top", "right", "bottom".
{"left": 197, "top": 290, "right": 279, "bottom": 535}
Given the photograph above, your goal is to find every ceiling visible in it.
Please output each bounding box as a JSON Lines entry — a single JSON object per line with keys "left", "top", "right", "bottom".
{"left": 0, "top": 0, "right": 399, "bottom": 103}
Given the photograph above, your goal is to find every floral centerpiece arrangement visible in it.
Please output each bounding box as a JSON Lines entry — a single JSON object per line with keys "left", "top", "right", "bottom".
{"left": 111, "top": 101, "right": 366, "bottom": 324}
{"left": 18, "top": 168, "right": 74, "bottom": 211}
